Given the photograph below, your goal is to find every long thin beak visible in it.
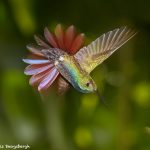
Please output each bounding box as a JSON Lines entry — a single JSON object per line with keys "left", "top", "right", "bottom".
{"left": 95, "top": 90, "right": 109, "bottom": 109}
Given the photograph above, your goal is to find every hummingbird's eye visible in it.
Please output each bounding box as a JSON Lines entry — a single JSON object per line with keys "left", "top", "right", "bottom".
{"left": 86, "top": 82, "right": 90, "bottom": 87}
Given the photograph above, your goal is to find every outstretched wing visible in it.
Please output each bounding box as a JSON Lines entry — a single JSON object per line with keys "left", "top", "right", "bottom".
{"left": 74, "top": 27, "right": 137, "bottom": 73}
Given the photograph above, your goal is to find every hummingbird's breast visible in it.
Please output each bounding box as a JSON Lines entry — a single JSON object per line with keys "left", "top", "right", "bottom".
{"left": 55, "top": 55, "right": 86, "bottom": 91}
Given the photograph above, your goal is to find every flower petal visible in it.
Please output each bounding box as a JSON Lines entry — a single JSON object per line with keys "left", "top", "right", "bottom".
{"left": 26, "top": 44, "right": 44, "bottom": 57}
{"left": 34, "top": 34, "right": 50, "bottom": 48}
{"left": 44, "top": 27, "right": 58, "bottom": 48}
{"left": 55, "top": 24, "right": 65, "bottom": 49}
{"left": 38, "top": 67, "right": 59, "bottom": 91}
{"left": 65, "top": 25, "right": 76, "bottom": 51}
{"left": 24, "top": 63, "right": 54, "bottom": 75}
{"left": 22, "top": 59, "right": 50, "bottom": 64}
{"left": 29, "top": 68, "right": 53, "bottom": 86}
{"left": 70, "top": 33, "right": 85, "bottom": 54}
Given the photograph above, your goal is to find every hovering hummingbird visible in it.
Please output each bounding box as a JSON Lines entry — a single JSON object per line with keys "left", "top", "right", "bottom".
{"left": 23, "top": 24, "right": 136, "bottom": 95}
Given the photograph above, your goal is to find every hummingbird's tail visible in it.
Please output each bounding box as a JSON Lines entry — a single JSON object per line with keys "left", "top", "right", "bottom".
{"left": 41, "top": 48, "right": 67, "bottom": 62}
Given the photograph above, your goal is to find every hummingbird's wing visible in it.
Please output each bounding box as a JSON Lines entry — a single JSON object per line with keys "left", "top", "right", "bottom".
{"left": 58, "top": 77, "right": 70, "bottom": 94}
{"left": 74, "top": 27, "right": 137, "bottom": 73}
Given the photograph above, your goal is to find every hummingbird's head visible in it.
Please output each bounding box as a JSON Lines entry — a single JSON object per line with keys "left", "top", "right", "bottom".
{"left": 79, "top": 76, "right": 97, "bottom": 93}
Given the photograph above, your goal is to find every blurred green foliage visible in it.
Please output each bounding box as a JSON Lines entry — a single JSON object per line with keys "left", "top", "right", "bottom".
{"left": 0, "top": 0, "right": 150, "bottom": 150}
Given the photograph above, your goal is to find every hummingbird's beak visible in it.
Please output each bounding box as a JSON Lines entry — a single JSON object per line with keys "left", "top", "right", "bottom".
{"left": 95, "top": 90, "right": 109, "bottom": 109}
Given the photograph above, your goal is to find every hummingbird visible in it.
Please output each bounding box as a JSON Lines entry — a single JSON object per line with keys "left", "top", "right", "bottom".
{"left": 23, "top": 24, "right": 136, "bottom": 95}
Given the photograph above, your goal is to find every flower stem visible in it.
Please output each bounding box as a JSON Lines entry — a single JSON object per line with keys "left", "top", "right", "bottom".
{"left": 40, "top": 90, "right": 68, "bottom": 150}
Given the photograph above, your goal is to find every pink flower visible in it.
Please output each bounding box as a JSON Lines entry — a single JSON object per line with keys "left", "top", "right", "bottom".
{"left": 23, "top": 24, "right": 85, "bottom": 91}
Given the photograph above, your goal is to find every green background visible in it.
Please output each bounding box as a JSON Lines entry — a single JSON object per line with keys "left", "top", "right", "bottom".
{"left": 0, "top": 0, "right": 150, "bottom": 150}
